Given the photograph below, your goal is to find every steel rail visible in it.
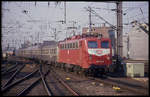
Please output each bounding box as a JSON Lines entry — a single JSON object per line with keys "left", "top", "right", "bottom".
{"left": 39, "top": 69, "right": 52, "bottom": 96}
{"left": 2, "top": 68, "right": 17, "bottom": 76}
{"left": 52, "top": 70, "right": 79, "bottom": 96}
{"left": 2, "top": 64, "right": 25, "bottom": 88}
{"left": 17, "top": 66, "right": 51, "bottom": 96}
{"left": 16, "top": 77, "right": 41, "bottom": 96}
{"left": 2, "top": 64, "right": 17, "bottom": 75}
{"left": 2, "top": 69, "right": 39, "bottom": 93}
{"left": 88, "top": 77, "right": 148, "bottom": 95}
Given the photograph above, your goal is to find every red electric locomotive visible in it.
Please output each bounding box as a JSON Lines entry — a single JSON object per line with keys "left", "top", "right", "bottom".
{"left": 58, "top": 34, "right": 112, "bottom": 76}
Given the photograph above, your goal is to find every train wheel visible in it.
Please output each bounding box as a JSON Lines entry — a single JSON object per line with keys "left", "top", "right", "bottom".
{"left": 79, "top": 68, "right": 85, "bottom": 77}
{"left": 83, "top": 69, "right": 89, "bottom": 77}
{"left": 65, "top": 67, "right": 69, "bottom": 73}
{"left": 74, "top": 66, "right": 79, "bottom": 75}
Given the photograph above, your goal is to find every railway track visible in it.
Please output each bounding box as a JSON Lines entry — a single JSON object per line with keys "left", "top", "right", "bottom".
{"left": 17, "top": 69, "right": 51, "bottom": 96}
{"left": 1, "top": 63, "right": 18, "bottom": 75}
{"left": 53, "top": 68, "right": 148, "bottom": 95}
{"left": 2, "top": 56, "right": 148, "bottom": 96}
{"left": 2, "top": 69, "right": 39, "bottom": 94}
{"left": 41, "top": 66, "right": 79, "bottom": 96}
{"left": 87, "top": 76, "right": 148, "bottom": 95}
{"left": 17, "top": 64, "right": 80, "bottom": 96}
{"left": 2, "top": 61, "right": 79, "bottom": 96}
{"left": 52, "top": 69, "right": 79, "bottom": 96}
{"left": 2, "top": 64, "right": 25, "bottom": 88}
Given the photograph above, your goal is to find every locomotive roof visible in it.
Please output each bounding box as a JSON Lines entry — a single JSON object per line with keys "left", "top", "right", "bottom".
{"left": 42, "top": 44, "right": 57, "bottom": 48}
{"left": 59, "top": 34, "right": 110, "bottom": 44}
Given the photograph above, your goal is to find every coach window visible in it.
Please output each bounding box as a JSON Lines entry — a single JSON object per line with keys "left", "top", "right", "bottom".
{"left": 54, "top": 49, "right": 55, "bottom": 54}
{"left": 53, "top": 49, "right": 54, "bottom": 54}
{"left": 54, "top": 49, "right": 56, "bottom": 54}
{"left": 50, "top": 49, "right": 52, "bottom": 54}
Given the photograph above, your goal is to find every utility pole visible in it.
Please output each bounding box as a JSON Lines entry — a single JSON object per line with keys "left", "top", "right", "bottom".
{"left": 88, "top": 6, "right": 92, "bottom": 32}
{"left": 68, "top": 21, "right": 77, "bottom": 36}
{"left": 54, "top": 28, "right": 57, "bottom": 40}
{"left": 127, "top": 35, "right": 129, "bottom": 59}
{"left": 30, "top": 35, "right": 33, "bottom": 58}
{"left": 116, "top": 1, "right": 123, "bottom": 58}
{"left": 64, "top": 2, "right": 66, "bottom": 24}
{"left": 115, "top": 1, "right": 123, "bottom": 72}
{"left": 64, "top": 1, "right": 67, "bottom": 39}
{"left": 48, "top": 2, "right": 50, "bottom": 7}
{"left": 35, "top": 2, "right": 36, "bottom": 7}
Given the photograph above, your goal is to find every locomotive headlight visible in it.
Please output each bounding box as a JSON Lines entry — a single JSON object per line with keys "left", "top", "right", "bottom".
{"left": 107, "top": 56, "right": 110, "bottom": 60}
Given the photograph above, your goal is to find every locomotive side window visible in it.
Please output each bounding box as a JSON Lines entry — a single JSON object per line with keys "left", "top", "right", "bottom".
{"left": 67, "top": 43, "right": 68, "bottom": 49}
{"left": 70, "top": 43, "right": 72, "bottom": 49}
{"left": 68, "top": 43, "right": 70, "bottom": 49}
{"left": 69, "top": 43, "right": 71, "bottom": 49}
{"left": 101, "top": 41, "right": 109, "bottom": 48}
{"left": 88, "top": 41, "right": 98, "bottom": 48}
{"left": 60, "top": 44, "right": 62, "bottom": 49}
{"left": 79, "top": 41, "right": 82, "bottom": 47}
{"left": 75, "top": 42, "right": 78, "bottom": 48}
{"left": 73, "top": 43, "right": 75, "bottom": 48}
{"left": 62, "top": 44, "right": 64, "bottom": 49}
{"left": 67, "top": 43, "right": 69, "bottom": 49}
{"left": 59, "top": 44, "right": 61, "bottom": 49}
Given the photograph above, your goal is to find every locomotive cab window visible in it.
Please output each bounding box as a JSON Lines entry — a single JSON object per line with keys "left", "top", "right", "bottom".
{"left": 101, "top": 41, "right": 109, "bottom": 48}
{"left": 88, "top": 41, "right": 98, "bottom": 48}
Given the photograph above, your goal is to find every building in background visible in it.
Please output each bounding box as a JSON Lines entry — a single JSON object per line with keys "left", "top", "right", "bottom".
{"left": 123, "top": 20, "right": 149, "bottom": 60}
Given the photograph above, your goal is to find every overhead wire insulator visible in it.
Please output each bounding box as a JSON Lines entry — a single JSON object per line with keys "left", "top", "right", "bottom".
{"left": 35, "top": 1, "right": 36, "bottom": 7}
{"left": 48, "top": 2, "right": 50, "bottom": 7}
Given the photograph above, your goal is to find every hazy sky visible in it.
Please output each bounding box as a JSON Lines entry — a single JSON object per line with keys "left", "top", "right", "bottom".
{"left": 2, "top": 1, "right": 149, "bottom": 50}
